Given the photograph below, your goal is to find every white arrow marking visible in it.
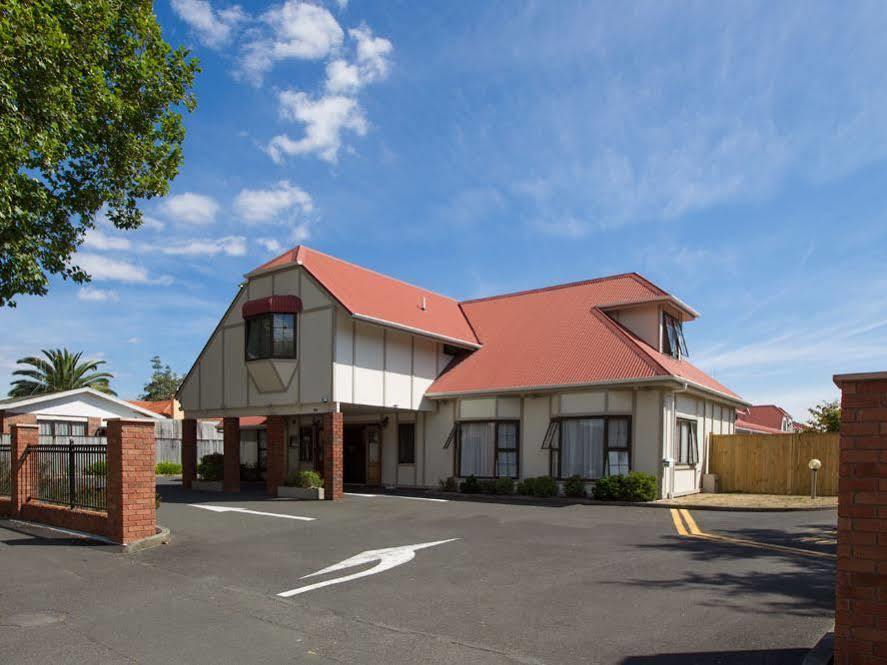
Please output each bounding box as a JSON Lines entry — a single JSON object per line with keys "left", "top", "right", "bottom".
{"left": 277, "top": 539, "right": 458, "bottom": 597}
{"left": 345, "top": 492, "right": 449, "bottom": 503}
{"left": 189, "top": 504, "right": 315, "bottom": 521}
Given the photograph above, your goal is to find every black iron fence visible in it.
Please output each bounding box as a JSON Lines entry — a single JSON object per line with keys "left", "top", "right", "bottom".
{"left": 26, "top": 443, "right": 107, "bottom": 511}
{"left": 0, "top": 442, "right": 10, "bottom": 496}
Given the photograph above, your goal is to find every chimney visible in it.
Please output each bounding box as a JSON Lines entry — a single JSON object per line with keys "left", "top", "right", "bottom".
{"left": 419, "top": 296, "right": 427, "bottom": 311}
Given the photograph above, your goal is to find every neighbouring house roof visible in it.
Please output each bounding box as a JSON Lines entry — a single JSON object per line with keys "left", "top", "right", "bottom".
{"left": 249, "top": 245, "right": 480, "bottom": 348}
{"left": 735, "top": 405, "right": 795, "bottom": 433}
{"left": 426, "top": 274, "right": 742, "bottom": 402}
{"left": 213, "top": 416, "right": 267, "bottom": 430}
{"left": 0, "top": 388, "right": 165, "bottom": 419}
{"left": 127, "top": 399, "right": 176, "bottom": 418}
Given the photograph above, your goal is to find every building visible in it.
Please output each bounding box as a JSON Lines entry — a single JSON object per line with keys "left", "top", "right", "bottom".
{"left": 177, "top": 245, "right": 747, "bottom": 499}
{"left": 0, "top": 388, "right": 164, "bottom": 437}
{"left": 734, "top": 404, "right": 799, "bottom": 434}
{"left": 127, "top": 398, "right": 182, "bottom": 419}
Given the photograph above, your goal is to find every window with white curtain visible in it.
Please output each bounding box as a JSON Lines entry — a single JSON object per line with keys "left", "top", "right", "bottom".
{"left": 676, "top": 419, "right": 699, "bottom": 465}
{"left": 555, "top": 417, "right": 631, "bottom": 479}
{"left": 458, "top": 421, "right": 519, "bottom": 478}
{"left": 38, "top": 420, "right": 87, "bottom": 438}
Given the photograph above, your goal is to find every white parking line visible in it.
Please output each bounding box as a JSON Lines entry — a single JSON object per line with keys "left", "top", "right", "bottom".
{"left": 189, "top": 505, "right": 316, "bottom": 521}
{"left": 344, "top": 492, "right": 449, "bottom": 503}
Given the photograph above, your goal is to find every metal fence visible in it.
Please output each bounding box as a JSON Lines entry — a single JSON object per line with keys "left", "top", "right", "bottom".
{"left": 0, "top": 442, "right": 10, "bottom": 496}
{"left": 38, "top": 435, "right": 107, "bottom": 447}
{"left": 27, "top": 443, "right": 108, "bottom": 511}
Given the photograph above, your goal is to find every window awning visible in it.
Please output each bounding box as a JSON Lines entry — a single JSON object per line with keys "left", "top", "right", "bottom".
{"left": 242, "top": 295, "right": 303, "bottom": 319}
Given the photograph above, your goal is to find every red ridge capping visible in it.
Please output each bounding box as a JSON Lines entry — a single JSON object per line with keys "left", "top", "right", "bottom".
{"left": 242, "top": 295, "right": 303, "bottom": 318}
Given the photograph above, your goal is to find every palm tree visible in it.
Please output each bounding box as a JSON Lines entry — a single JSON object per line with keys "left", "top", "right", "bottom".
{"left": 8, "top": 349, "right": 115, "bottom": 397}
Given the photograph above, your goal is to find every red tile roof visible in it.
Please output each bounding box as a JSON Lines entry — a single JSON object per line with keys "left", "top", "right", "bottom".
{"left": 253, "top": 246, "right": 479, "bottom": 347}
{"left": 249, "top": 247, "right": 742, "bottom": 403}
{"left": 735, "top": 405, "right": 795, "bottom": 433}
{"left": 127, "top": 399, "right": 175, "bottom": 418}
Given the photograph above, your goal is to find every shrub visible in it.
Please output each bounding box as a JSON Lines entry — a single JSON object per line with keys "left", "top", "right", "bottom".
{"left": 494, "top": 477, "right": 515, "bottom": 495}
{"left": 439, "top": 476, "right": 458, "bottom": 492}
{"left": 197, "top": 453, "right": 224, "bottom": 481}
{"left": 285, "top": 470, "right": 322, "bottom": 488}
{"left": 563, "top": 475, "right": 586, "bottom": 498}
{"left": 516, "top": 476, "right": 558, "bottom": 497}
{"left": 84, "top": 460, "right": 107, "bottom": 477}
{"left": 240, "top": 463, "right": 260, "bottom": 482}
{"left": 156, "top": 462, "right": 182, "bottom": 475}
{"left": 592, "top": 472, "right": 657, "bottom": 502}
{"left": 478, "top": 479, "right": 497, "bottom": 494}
{"left": 460, "top": 475, "right": 481, "bottom": 493}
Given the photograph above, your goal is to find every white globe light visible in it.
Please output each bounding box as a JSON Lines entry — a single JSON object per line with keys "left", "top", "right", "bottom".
{"left": 808, "top": 458, "right": 822, "bottom": 471}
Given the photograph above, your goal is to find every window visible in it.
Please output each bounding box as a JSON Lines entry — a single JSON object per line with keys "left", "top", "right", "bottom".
{"left": 662, "top": 313, "right": 688, "bottom": 359}
{"left": 245, "top": 313, "right": 296, "bottom": 360}
{"left": 676, "top": 418, "right": 699, "bottom": 465}
{"left": 299, "top": 426, "right": 313, "bottom": 462}
{"left": 398, "top": 423, "right": 416, "bottom": 464}
{"left": 39, "top": 420, "right": 87, "bottom": 438}
{"left": 457, "top": 421, "right": 519, "bottom": 478}
{"left": 552, "top": 417, "right": 631, "bottom": 479}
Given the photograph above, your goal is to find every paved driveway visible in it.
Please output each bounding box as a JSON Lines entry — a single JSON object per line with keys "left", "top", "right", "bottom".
{"left": 0, "top": 485, "right": 836, "bottom": 664}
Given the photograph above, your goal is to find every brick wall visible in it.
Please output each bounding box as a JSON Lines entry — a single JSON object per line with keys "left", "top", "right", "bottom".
{"left": 223, "top": 417, "right": 240, "bottom": 493}
{"left": 834, "top": 372, "right": 887, "bottom": 665}
{"left": 0, "top": 411, "right": 37, "bottom": 435}
{"left": 323, "top": 412, "right": 343, "bottom": 500}
{"left": 182, "top": 418, "right": 197, "bottom": 490}
{"left": 266, "top": 416, "right": 286, "bottom": 496}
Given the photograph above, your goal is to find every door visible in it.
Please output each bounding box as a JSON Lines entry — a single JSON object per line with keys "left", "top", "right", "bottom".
{"left": 366, "top": 425, "right": 381, "bottom": 486}
{"left": 343, "top": 426, "right": 366, "bottom": 484}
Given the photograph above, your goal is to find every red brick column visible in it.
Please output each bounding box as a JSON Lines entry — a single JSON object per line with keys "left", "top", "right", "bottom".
{"left": 266, "top": 416, "right": 286, "bottom": 497}
{"left": 10, "top": 423, "right": 39, "bottom": 514}
{"left": 833, "top": 372, "right": 887, "bottom": 665}
{"left": 106, "top": 419, "right": 156, "bottom": 545}
{"left": 182, "top": 418, "right": 197, "bottom": 490}
{"left": 1, "top": 411, "right": 37, "bottom": 435}
{"left": 322, "top": 412, "right": 343, "bottom": 500}
{"left": 87, "top": 417, "right": 102, "bottom": 436}
{"left": 223, "top": 417, "right": 240, "bottom": 493}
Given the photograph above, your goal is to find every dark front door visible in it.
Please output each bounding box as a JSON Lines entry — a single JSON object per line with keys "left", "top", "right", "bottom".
{"left": 343, "top": 426, "right": 366, "bottom": 484}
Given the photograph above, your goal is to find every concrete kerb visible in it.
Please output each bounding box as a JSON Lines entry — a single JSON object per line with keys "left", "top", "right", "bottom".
{"left": 801, "top": 630, "right": 834, "bottom": 665}
{"left": 382, "top": 489, "right": 838, "bottom": 512}
{"left": 0, "top": 519, "right": 171, "bottom": 553}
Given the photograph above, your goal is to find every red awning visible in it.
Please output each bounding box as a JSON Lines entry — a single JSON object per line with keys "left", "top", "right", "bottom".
{"left": 242, "top": 295, "right": 303, "bottom": 318}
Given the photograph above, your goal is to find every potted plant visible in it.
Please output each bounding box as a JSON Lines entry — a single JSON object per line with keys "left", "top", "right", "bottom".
{"left": 193, "top": 453, "right": 224, "bottom": 491}
{"left": 278, "top": 470, "right": 324, "bottom": 500}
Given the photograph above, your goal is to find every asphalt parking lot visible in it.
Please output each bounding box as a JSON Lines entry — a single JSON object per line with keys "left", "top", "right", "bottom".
{"left": 0, "top": 484, "right": 836, "bottom": 665}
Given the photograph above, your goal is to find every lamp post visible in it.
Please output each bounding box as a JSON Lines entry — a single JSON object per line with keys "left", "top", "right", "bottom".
{"left": 808, "top": 458, "right": 822, "bottom": 499}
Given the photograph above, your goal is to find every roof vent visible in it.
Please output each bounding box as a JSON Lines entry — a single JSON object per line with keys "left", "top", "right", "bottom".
{"left": 419, "top": 296, "right": 427, "bottom": 311}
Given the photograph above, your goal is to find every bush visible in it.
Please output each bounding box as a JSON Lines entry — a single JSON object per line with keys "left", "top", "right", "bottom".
{"left": 197, "top": 453, "right": 224, "bottom": 481}
{"left": 592, "top": 472, "right": 657, "bottom": 502}
{"left": 285, "top": 470, "right": 322, "bottom": 488}
{"left": 156, "top": 462, "right": 182, "bottom": 475}
{"left": 478, "top": 479, "right": 497, "bottom": 494}
{"left": 494, "top": 477, "right": 515, "bottom": 495}
{"left": 563, "top": 475, "right": 586, "bottom": 498}
{"left": 240, "top": 463, "right": 260, "bottom": 482}
{"left": 439, "top": 476, "right": 458, "bottom": 492}
{"left": 517, "top": 476, "right": 558, "bottom": 497}
{"left": 459, "top": 475, "right": 481, "bottom": 493}
{"left": 84, "top": 460, "right": 107, "bottom": 477}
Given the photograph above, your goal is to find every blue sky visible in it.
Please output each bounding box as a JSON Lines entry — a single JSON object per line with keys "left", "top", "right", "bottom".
{"left": 2, "top": 1, "right": 887, "bottom": 419}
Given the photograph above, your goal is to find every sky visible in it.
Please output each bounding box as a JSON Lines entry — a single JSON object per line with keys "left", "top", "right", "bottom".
{"left": 3, "top": 1, "right": 887, "bottom": 420}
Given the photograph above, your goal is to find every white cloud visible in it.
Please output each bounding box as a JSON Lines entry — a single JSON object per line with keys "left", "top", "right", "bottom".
{"left": 170, "top": 0, "right": 246, "bottom": 48}
{"left": 77, "top": 254, "right": 172, "bottom": 285}
{"left": 160, "top": 193, "right": 219, "bottom": 225}
{"left": 77, "top": 287, "right": 119, "bottom": 302}
{"left": 268, "top": 92, "right": 367, "bottom": 163}
{"left": 127, "top": 337, "right": 142, "bottom": 345}
{"left": 324, "top": 59, "right": 361, "bottom": 94}
{"left": 84, "top": 229, "right": 132, "bottom": 251}
{"left": 257, "top": 238, "right": 284, "bottom": 253}
{"left": 141, "top": 215, "right": 166, "bottom": 231}
{"left": 162, "top": 236, "right": 248, "bottom": 257}
{"left": 234, "top": 181, "right": 313, "bottom": 222}
{"left": 324, "top": 26, "right": 392, "bottom": 93}
{"left": 291, "top": 222, "right": 311, "bottom": 242}
{"left": 238, "top": 1, "right": 343, "bottom": 84}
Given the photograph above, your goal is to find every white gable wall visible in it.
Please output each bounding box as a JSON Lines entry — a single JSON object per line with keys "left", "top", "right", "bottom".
{"left": 8, "top": 392, "right": 157, "bottom": 422}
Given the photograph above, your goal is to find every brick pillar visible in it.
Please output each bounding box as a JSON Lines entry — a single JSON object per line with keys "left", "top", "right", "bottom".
{"left": 266, "top": 416, "right": 286, "bottom": 497}
{"left": 1, "top": 411, "right": 37, "bottom": 435}
{"left": 223, "top": 417, "right": 240, "bottom": 493}
{"left": 10, "top": 423, "right": 39, "bottom": 514}
{"left": 182, "top": 418, "right": 197, "bottom": 490}
{"left": 322, "top": 412, "right": 343, "bottom": 500}
{"left": 87, "top": 417, "right": 102, "bottom": 436}
{"left": 833, "top": 372, "right": 887, "bottom": 665}
{"left": 106, "top": 418, "right": 156, "bottom": 545}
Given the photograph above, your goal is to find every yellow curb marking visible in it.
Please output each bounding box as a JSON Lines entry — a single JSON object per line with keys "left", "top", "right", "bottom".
{"left": 669, "top": 508, "right": 835, "bottom": 560}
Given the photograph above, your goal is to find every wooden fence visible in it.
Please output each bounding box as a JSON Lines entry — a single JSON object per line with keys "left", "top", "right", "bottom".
{"left": 709, "top": 432, "right": 840, "bottom": 496}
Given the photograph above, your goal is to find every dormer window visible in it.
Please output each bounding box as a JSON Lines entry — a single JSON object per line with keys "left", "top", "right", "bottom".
{"left": 662, "top": 312, "right": 688, "bottom": 359}
{"left": 242, "top": 296, "right": 301, "bottom": 361}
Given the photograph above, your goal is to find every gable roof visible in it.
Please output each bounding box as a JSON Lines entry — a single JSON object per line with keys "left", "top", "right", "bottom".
{"left": 250, "top": 245, "right": 479, "bottom": 348}
{"left": 426, "top": 274, "right": 743, "bottom": 403}
{"left": 0, "top": 388, "right": 165, "bottom": 419}
{"left": 127, "top": 399, "right": 175, "bottom": 418}
{"left": 735, "top": 405, "right": 794, "bottom": 432}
